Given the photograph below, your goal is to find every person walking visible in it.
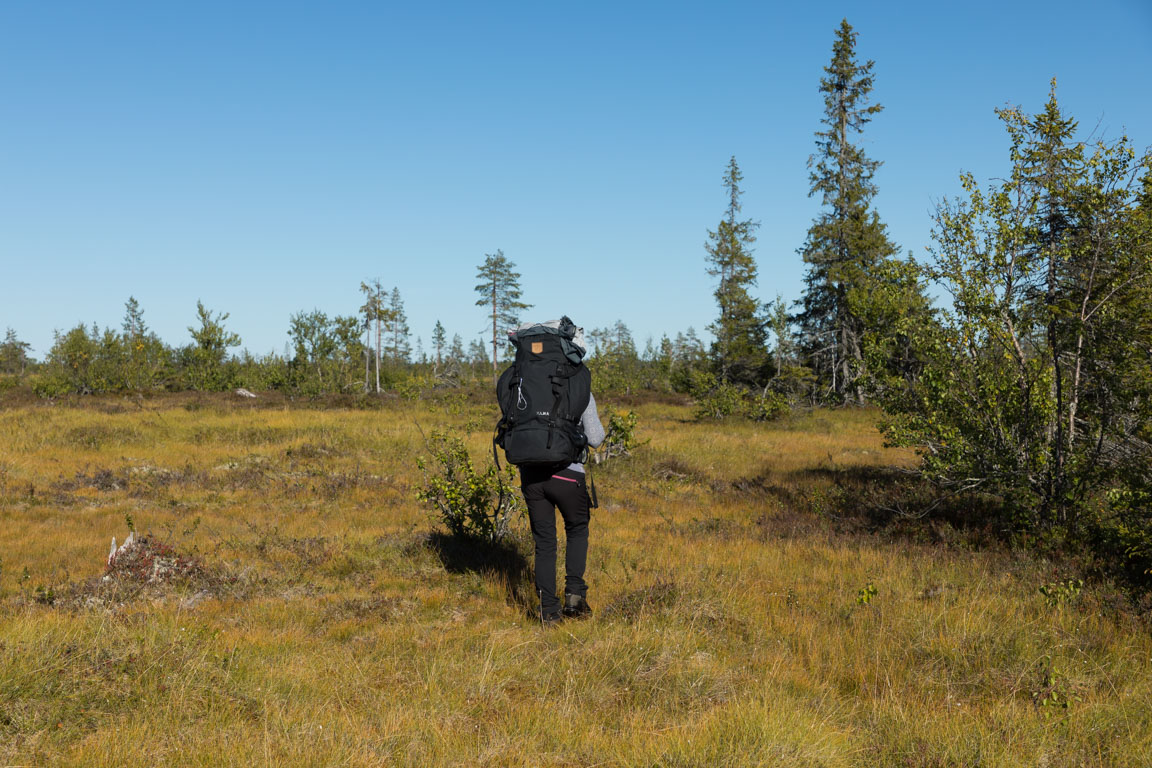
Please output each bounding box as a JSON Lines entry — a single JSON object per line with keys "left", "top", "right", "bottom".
{"left": 518, "top": 393, "right": 604, "bottom": 625}
{"left": 493, "top": 317, "right": 604, "bottom": 626}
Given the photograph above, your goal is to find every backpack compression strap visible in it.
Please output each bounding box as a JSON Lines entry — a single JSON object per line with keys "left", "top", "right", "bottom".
{"left": 546, "top": 362, "right": 582, "bottom": 451}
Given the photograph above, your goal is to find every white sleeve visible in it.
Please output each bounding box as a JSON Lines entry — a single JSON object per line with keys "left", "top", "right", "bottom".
{"left": 582, "top": 393, "right": 606, "bottom": 448}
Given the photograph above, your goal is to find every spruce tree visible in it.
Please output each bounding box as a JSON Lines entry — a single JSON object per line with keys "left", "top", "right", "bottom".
{"left": 414, "top": 336, "right": 425, "bottom": 365}
{"left": 377, "top": 286, "right": 410, "bottom": 366}
{"left": 121, "top": 297, "right": 147, "bottom": 339}
{"left": 384, "top": 287, "right": 410, "bottom": 363}
{"left": 431, "top": 321, "right": 447, "bottom": 368}
{"left": 1020, "top": 85, "right": 1082, "bottom": 508}
{"left": 120, "top": 296, "right": 164, "bottom": 390}
{"left": 797, "top": 19, "right": 898, "bottom": 403}
{"left": 468, "top": 337, "right": 489, "bottom": 367}
{"left": 0, "top": 328, "right": 31, "bottom": 375}
{"left": 448, "top": 333, "right": 466, "bottom": 363}
{"left": 705, "top": 156, "right": 767, "bottom": 385}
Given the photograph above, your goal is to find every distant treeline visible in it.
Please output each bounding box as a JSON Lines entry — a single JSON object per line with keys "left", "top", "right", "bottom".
{"left": 0, "top": 307, "right": 715, "bottom": 399}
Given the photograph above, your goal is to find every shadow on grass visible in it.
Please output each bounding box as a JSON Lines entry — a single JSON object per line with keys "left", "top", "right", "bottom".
{"left": 427, "top": 531, "right": 535, "bottom": 612}
{"left": 717, "top": 461, "right": 1011, "bottom": 548}
{"left": 792, "top": 465, "right": 1011, "bottom": 544}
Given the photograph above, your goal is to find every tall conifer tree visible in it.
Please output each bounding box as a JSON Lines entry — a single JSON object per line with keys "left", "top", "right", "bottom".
{"left": 384, "top": 287, "right": 410, "bottom": 363}
{"left": 431, "top": 320, "right": 447, "bottom": 369}
{"left": 705, "top": 156, "right": 766, "bottom": 384}
{"left": 798, "top": 19, "right": 898, "bottom": 403}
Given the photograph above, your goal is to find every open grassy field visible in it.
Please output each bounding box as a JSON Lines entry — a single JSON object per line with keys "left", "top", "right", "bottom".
{"left": 1, "top": 391, "right": 1149, "bottom": 766}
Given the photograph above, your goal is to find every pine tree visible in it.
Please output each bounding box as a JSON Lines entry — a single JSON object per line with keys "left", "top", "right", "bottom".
{"left": 359, "top": 280, "right": 390, "bottom": 392}
{"left": 705, "top": 156, "right": 767, "bottom": 385}
{"left": 797, "top": 19, "right": 898, "bottom": 403}
{"left": 474, "top": 249, "right": 530, "bottom": 377}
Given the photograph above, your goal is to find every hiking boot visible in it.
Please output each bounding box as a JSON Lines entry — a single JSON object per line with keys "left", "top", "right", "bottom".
{"left": 541, "top": 611, "right": 564, "bottom": 628}
{"left": 562, "top": 592, "right": 591, "bottom": 619}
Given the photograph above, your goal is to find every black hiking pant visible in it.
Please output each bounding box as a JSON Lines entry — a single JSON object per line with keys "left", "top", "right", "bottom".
{"left": 520, "top": 466, "right": 590, "bottom": 619}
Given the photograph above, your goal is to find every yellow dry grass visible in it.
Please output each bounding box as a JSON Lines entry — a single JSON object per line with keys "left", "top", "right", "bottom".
{"left": 1, "top": 392, "right": 1149, "bottom": 767}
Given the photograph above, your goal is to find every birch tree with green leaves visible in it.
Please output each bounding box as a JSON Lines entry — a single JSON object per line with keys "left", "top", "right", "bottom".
{"left": 877, "top": 85, "right": 1152, "bottom": 534}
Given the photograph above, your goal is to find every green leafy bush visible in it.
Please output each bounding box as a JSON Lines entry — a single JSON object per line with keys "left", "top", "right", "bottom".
{"left": 745, "top": 390, "right": 789, "bottom": 422}
{"left": 1094, "top": 484, "right": 1152, "bottom": 586}
{"left": 855, "top": 581, "right": 878, "bottom": 606}
{"left": 595, "top": 408, "right": 645, "bottom": 463}
{"left": 689, "top": 371, "right": 746, "bottom": 420}
{"left": 690, "top": 370, "right": 790, "bottom": 422}
{"left": 1038, "top": 578, "right": 1083, "bottom": 608}
{"left": 416, "top": 430, "right": 521, "bottom": 541}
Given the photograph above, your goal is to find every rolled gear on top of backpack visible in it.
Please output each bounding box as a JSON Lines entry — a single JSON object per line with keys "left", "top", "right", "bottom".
{"left": 495, "top": 317, "right": 592, "bottom": 468}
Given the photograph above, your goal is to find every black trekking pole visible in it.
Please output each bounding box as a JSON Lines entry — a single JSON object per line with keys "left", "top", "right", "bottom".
{"left": 585, "top": 454, "right": 599, "bottom": 509}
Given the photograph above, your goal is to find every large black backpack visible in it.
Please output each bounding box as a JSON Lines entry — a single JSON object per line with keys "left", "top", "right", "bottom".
{"left": 495, "top": 317, "right": 592, "bottom": 468}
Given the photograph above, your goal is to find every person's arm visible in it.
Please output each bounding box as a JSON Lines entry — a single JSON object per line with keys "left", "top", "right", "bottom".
{"left": 582, "top": 393, "right": 606, "bottom": 448}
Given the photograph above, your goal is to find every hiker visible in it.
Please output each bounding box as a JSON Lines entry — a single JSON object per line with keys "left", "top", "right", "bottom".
{"left": 494, "top": 318, "right": 605, "bottom": 625}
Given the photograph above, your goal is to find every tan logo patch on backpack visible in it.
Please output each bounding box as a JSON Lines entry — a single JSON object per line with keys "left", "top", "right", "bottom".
{"left": 531, "top": 342, "right": 543, "bottom": 355}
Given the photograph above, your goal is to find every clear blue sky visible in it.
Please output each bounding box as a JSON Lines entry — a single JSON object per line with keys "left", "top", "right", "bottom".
{"left": 2, "top": 1, "right": 1150, "bottom": 359}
